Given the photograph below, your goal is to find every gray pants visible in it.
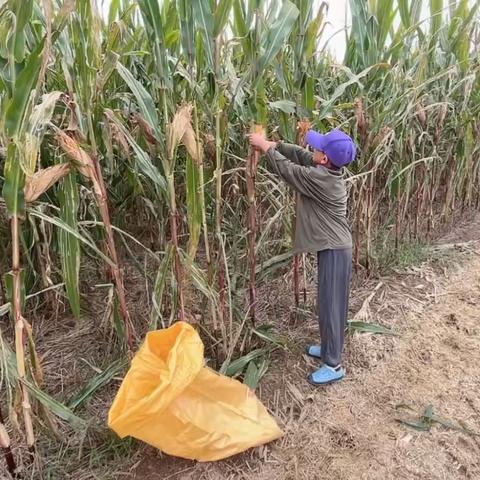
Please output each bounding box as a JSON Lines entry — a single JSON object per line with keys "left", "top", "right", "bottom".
{"left": 317, "top": 248, "right": 352, "bottom": 367}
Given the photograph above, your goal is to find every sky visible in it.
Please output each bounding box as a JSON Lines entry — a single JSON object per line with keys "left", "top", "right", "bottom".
{"left": 321, "top": 0, "right": 350, "bottom": 60}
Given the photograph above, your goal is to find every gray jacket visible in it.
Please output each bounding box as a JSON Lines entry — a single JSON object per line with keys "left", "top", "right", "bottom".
{"left": 265, "top": 142, "right": 352, "bottom": 254}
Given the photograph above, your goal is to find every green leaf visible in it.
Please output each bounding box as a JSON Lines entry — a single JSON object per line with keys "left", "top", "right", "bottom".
{"left": 104, "top": 109, "right": 166, "bottom": 198}
{"left": 233, "top": 0, "right": 248, "bottom": 37}
{"left": 12, "top": 0, "right": 34, "bottom": 62}
{"left": 430, "top": 0, "right": 443, "bottom": 41}
{"left": 28, "top": 209, "right": 115, "bottom": 268}
{"left": 177, "top": 0, "right": 196, "bottom": 64}
{"left": 193, "top": 0, "right": 215, "bottom": 72}
{"left": 256, "top": 1, "right": 300, "bottom": 78}
{"left": 214, "top": 0, "right": 234, "bottom": 37}
{"left": 5, "top": 39, "right": 45, "bottom": 137}
{"left": 138, "top": 0, "right": 172, "bottom": 89}
{"left": 255, "top": 252, "right": 293, "bottom": 277}
{"left": 252, "top": 324, "right": 287, "bottom": 347}
{"left": 150, "top": 245, "right": 174, "bottom": 329}
{"left": 108, "top": 0, "right": 122, "bottom": 24}
{"left": 58, "top": 172, "right": 81, "bottom": 319}
{"left": 2, "top": 142, "right": 25, "bottom": 217}
{"left": 396, "top": 418, "right": 431, "bottom": 431}
{"left": 302, "top": 76, "right": 315, "bottom": 112}
{"left": 112, "top": 292, "right": 125, "bottom": 343}
{"left": 225, "top": 348, "right": 268, "bottom": 377}
{"left": 179, "top": 251, "right": 217, "bottom": 302}
{"left": 26, "top": 377, "right": 84, "bottom": 426}
{"left": 116, "top": 62, "right": 160, "bottom": 139}
{"left": 396, "top": 404, "right": 479, "bottom": 436}
{"left": 348, "top": 320, "right": 398, "bottom": 336}
{"left": 186, "top": 156, "right": 202, "bottom": 260}
{"left": 269, "top": 99, "right": 296, "bottom": 114}
{"left": 318, "top": 63, "right": 388, "bottom": 119}
{"left": 67, "top": 359, "right": 128, "bottom": 410}
{"left": 165, "top": 29, "right": 181, "bottom": 49}
{"left": 243, "top": 356, "right": 269, "bottom": 390}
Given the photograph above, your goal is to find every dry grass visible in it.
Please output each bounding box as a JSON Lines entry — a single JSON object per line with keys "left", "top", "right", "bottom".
{"left": 131, "top": 218, "right": 480, "bottom": 480}
{"left": 1, "top": 217, "right": 480, "bottom": 479}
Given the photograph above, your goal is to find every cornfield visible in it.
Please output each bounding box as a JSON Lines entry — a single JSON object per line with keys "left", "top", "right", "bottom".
{"left": 0, "top": 0, "right": 479, "bottom": 475}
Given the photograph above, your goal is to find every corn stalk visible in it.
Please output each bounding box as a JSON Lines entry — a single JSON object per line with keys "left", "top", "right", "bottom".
{"left": 0, "top": 405, "right": 16, "bottom": 477}
{"left": 56, "top": 131, "right": 135, "bottom": 348}
{"left": 246, "top": 125, "right": 264, "bottom": 324}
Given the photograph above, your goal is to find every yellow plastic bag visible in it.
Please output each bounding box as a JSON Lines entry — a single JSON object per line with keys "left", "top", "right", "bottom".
{"left": 108, "top": 322, "right": 283, "bottom": 461}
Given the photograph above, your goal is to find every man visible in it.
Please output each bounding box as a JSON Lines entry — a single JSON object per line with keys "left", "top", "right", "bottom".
{"left": 247, "top": 129, "right": 356, "bottom": 385}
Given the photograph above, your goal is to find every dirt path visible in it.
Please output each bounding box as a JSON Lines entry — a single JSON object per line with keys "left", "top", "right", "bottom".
{"left": 133, "top": 230, "right": 480, "bottom": 479}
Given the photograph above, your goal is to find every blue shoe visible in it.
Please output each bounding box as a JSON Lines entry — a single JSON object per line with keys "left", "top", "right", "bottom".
{"left": 307, "top": 364, "right": 345, "bottom": 386}
{"left": 305, "top": 345, "right": 322, "bottom": 359}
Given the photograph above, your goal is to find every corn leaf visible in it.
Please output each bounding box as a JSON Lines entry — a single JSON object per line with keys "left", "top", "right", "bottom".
{"left": 225, "top": 348, "right": 268, "bottom": 377}
{"left": 318, "top": 63, "right": 388, "bottom": 119}
{"left": 104, "top": 109, "right": 166, "bottom": 198}
{"left": 348, "top": 320, "right": 398, "bottom": 336}
{"left": 116, "top": 62, "right": 160, "bottom": 139}
{"left": 137, "top": 0, "right": 171, "bottom": 89}
{"left": 24, "top": 163, "right": 71, "bottom": 203}
{"left": 5, "top": 39, "right": 45, "bottom": 138}
{"left": 214, "top": 0, "right": 234, "bottom": 37}
{"left": 186, "top": 156, "right": 202, "bottom": 260}
{"left": 193, "top": 0, "right": 215, "bottom": 72}
{"left": 67, "top": 359, "right": 128, "bottom": 410}
{"left": 12, "top": 0, "right": 33, "bottom": 62}
{"left": 24, "top": 91, "right": 63, "bottom": 175}
{"left": 150, "top": 245, "right": 174, "bottom": 329}
{"left": 256, "top": 1, "right": 299, "bottom": 80}
{"left": 243, "top": 356, "right": 269, "bottom": 390}
{"left": 58, "top": 172, "right": 81, "bottom": 319}
{"left": 28, "top": 209, "right": 115, "bottom": 267}
{"left": 2, "top": 142, "right": 25, "bottom": 218}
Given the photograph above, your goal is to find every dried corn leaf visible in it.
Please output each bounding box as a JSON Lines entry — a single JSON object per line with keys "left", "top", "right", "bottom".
{"left": 415, "top": 103, "right": 427, "bottom": 129}
{"left": 55, "top": 130, "right": 96, "bottom": 180}
{"left": 132, "top": 112, "right": 157, "bottom": 146}
{"left": 167, "top": 104, "right": 193, "bottom": 161}
{"left": 371, "top": 126, "right": 393, "bottom": 150}
{"left": 297, "top": 119, "right": 311, "bottom": 146}
{"left": 203, "top": 133, "right": 216, "bottom": 164}
{"left": 25, "top": 163, "right": 71, "bottom": 202}
{"left": 0, "top": 422, "right": 11, "bottom": 448}
{"left": 354, "top": 97, "right": 368, "bottom": 135}
{"left": 182, "top": 124, "right": 203, "bottom": 164}
{"left": 251, "top": 124, "right": 265, "bottom": 135}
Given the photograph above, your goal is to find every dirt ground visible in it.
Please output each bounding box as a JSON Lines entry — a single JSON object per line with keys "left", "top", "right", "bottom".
{"left": 131, "top": 217, "right": 480, "bottom": 480}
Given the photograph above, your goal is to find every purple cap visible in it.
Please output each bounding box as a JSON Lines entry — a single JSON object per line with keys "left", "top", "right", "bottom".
{"left": 305, "top": 129, "right": 357, "bottom": 167}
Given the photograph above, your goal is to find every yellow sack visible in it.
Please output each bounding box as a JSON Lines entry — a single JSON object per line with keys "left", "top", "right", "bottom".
{"left": 108, "top": 321, "right": 283, "bottom": 461}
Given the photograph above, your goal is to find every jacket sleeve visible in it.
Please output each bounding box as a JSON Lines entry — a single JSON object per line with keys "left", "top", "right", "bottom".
{"left": 265, "top": 147, "right": 319, "bottom": 198}
{"left": 276, "top": 142, "right": 314, "bottom": 167}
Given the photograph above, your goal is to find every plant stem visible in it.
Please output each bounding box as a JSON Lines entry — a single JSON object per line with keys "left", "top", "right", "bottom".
{"left": 246, "top": 125, "right": 262, "bottom": 325}
{"left": 87, "top": 111, "right": 135, "bottom": 350}
{"left": 10, "top": 215, "right": 35, "bottom": 459}
{"left": 194, "top": 104, "right": 217, "bottom": 330}
{"left": 0, "top": 404, "right": 17, "bottom": 477}
{"left": 167, "top": 171, "right": 186, "bottom": 322}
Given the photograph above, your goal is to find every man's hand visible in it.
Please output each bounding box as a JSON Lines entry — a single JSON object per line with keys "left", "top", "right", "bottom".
{"left": 247, "top": 133, "right": 276, "bottom": 154}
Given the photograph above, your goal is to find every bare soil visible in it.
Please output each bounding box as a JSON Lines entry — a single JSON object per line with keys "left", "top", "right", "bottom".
{"left": 132, "top": 217, "right": 480, "bottom": 480}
